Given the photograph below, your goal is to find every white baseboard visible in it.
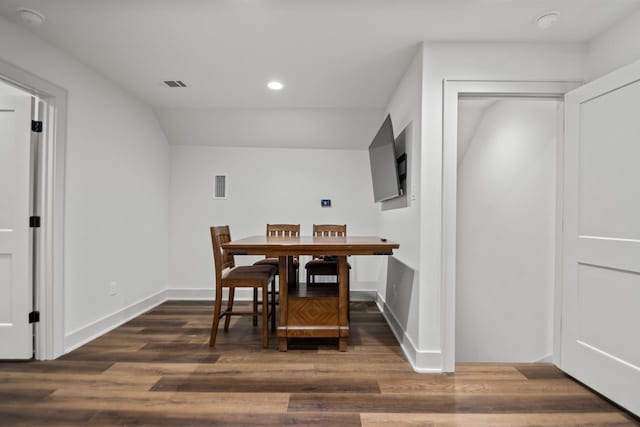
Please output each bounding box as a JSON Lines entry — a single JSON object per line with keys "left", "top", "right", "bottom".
{"left": 63, "top": 289, "right": 167, "bottom": 353}
{"left": 351, "top": 290, "right": 376, "bottom": 301}
{"left": 167, "top": 288, "right": 214, "bottom": 300}
{"left": 535, "top": 354, "right": 553, "bottom": 363}
{"left": 376, "top": 293, "right": 442, "bottom": 373}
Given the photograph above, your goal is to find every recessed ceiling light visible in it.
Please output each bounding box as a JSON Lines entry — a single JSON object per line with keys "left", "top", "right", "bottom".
{"left": 267, "top": 81, "right": 284, "bottom": 91}
{"left": 536, "top": 11, "right": 560, "bottom": 30}
{"left": 17, "top": 8, "right": 45, "bottom": 26}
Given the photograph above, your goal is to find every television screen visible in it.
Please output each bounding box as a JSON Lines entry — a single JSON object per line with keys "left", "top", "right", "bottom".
{"left": 368, "top": 115, "right": 401, "bottom": 202}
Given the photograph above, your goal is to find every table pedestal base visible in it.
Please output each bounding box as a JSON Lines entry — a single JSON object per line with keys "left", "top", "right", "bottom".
{"left": 277, "top": 256, "right": 349, "bottom": 351}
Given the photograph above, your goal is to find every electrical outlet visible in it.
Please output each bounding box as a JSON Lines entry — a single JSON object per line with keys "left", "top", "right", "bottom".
{"left": 109, "top": 281, "right": 117, "bottom": 296}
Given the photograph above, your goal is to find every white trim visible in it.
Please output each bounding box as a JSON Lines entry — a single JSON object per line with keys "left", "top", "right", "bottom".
{"left": 441, "top": 80, "right": 581, "bottom": 372}
{"left": 0, "top": 58, "right": 67, "bottom": 360}
{"left": 376, "top": 293, "right": 442, "bottom": 373}
{"left": 552, "top": 100, "right": 565, "bottom": 367}
{"left": 64, "top": 290, "right": 167, "bottom": 353}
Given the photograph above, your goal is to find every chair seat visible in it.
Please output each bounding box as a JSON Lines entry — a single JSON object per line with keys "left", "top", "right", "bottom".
{"left": 222, "top": 265, "right": 276, "bottom": 287}
{"left": 254, "top": 258, "right": 299, "bottom": 271}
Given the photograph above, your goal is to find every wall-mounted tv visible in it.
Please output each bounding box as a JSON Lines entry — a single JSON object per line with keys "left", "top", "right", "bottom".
{"left": 368, "top": 115, "right": 402, "bottom": 203}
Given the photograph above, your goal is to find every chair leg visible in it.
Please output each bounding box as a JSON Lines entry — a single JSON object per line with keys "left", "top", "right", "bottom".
{"left": 347, "top": 273, "right": 351, "bottom": 322}
{"left": 262, "top": 283, "right": 269, "bottom": 348}
{"left": 274, "top": 274, "right": 280, "bottom": 304}
{"left": 209, "top": 288, "right": 223, "bottom": 347}
{"left": 224, "top": 288, "right": 235, "bottom": 331}
{"left": 253, "top": 288, "right": 258, "bottom": 326}
{"left": 270, "top": 277, "right": 276, "bottom": 331}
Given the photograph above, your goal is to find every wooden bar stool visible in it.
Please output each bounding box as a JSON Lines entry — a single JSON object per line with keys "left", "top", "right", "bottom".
{"left": 253, "top": 224, "right": 300, "bottom": 321}
{"left": 306, "top": 224, "right": 352, "bottom": 321}
{"left": 305, "top": 224, "right": 351, "bottom": 286}
{"left": 209, "top": 226, "right": 276, "bottom": 348}
{"left": 253, "top": 224, "right": 300, "bottom": 274}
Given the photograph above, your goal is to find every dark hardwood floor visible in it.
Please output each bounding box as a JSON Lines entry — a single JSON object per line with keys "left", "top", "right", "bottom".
{"left": 0, "top": 300, "right": 637, "bottom": 426}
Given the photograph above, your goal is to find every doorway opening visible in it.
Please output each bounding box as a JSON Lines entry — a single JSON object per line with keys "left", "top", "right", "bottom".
{"left": 441, "top": 81, "right": 582, "bottom": 372}
{"left": 455, "top": 97, "right": 561, "bottom": 363}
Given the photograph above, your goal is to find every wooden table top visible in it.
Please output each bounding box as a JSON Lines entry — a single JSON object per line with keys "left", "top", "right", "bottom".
{"left": 223, "top": 235, "right": 399, "bottom": 256}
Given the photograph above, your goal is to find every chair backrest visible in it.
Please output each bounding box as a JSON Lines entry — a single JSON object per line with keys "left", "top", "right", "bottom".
{"left": 313, "top": 224, "right": 347, "bottom": 237}
{"left": 210, "top": 226, "right": 235, "bottom": 283}
{"left": 266, "top": 224, "right": 300, "bottom": 237}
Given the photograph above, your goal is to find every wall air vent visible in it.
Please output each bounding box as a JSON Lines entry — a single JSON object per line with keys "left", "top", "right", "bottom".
{"left": 213, "top": 174, "right": 227, "bottom": 199}
{"left": 163, "top": 80, "right": 187, "bottom": 88}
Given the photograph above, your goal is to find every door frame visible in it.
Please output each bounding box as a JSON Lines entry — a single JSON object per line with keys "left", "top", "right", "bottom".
{"left": 0, "top": 57, "right": 67, "bottom": 360}
{"left": 441, "top": 80, "right": 581, "bottom": 372}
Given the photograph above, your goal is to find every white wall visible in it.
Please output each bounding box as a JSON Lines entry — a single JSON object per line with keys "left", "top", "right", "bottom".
{"left": 0, "top": 16, "right": 170, "bottom": 351}
{"left": 376, "top": 48, "right": 422, "bottom": 367}
{"left": 169, "top": 145, "right": 379, "bottom": 297}
{"left": 418, "top": 42, "right": 586, "bottom": 371}
{"left": 456, "top": 99, "right": 559, "bottom": 362}
{"left": 586, "top": 8, "right": 640, "bottom": 81}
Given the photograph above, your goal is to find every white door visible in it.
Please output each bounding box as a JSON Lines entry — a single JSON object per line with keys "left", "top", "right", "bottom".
{"left": 562, "top": 61, "right": 640, "bottom": 415}
{"left": 0, "top": 96, "right": 32, "bottom": 359}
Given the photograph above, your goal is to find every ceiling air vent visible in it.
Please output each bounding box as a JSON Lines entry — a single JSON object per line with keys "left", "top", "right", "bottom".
{"left": 213, "top": 174, "right": 227, "bottom": 199}
{"left": 163, "top": 80, "right": 187, "bottom": 88}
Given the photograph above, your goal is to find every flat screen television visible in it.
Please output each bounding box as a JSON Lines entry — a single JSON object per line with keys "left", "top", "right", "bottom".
{"left": 368, "top": 115, "right": 402, "bottom": 202}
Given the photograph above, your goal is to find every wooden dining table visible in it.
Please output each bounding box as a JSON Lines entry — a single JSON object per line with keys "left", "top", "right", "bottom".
{"left": 222, "top": 235, "right": 399, "bottom": 351}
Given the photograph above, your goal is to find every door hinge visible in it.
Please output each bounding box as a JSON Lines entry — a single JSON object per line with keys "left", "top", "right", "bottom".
{"left": 31, "top": 120, "right": 43, "bottom": 133}
{"left": 29, "top": 216, "right": 41, "bottom": 228}
{"left": 29, "top": 311, "right": 40, "bottom": 323}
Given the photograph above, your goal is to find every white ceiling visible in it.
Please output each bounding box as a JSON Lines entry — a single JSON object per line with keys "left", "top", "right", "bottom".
{"left": 1, "top": 0, "right": 638, "bottom": 110}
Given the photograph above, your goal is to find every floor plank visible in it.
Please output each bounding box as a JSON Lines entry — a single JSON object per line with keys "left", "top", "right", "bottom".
{"left": 151, "top": 373, "right": 381, "bottom": 393}
{"left": 24, "top": 389, "right": 290, "bottom": 415}
{"left": 516, "top": 364, "right": 569, "bottom": 379}
{"left": 0, "top": 371, "right": 160, "bottom": 392}
{"left": 60, "top": 350, "right": 220, "bottom": 363}
{"left": 360, "top": 412, "right": 634, "bottom": 426}
{"left": 0, "top": 407, "right": 97, "bottom": 426}
{"left": 288, "top": 393, "right": 621, "bottom": 413}
{"left": 89, "top": 410, "right": 361, "bottom": 426}
{"left": 377, "top": 377, "right": 591, "bottom": 395}
{"left": 0, "top": 360, "right": 114, "bottom": 374}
